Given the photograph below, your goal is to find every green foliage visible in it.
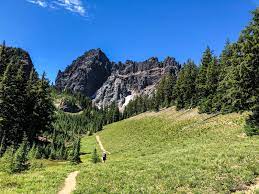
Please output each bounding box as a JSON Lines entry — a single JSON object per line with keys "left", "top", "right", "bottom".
{"left": 76, "top": 108, "right": 259, "bottom": 193}
{"left": 245, "top": 102, "right": 259, "bottom": 136}
{"left": 12, "top": 135, "right": 30, "bottom": 173}
{"left": 156, "top": 73, "right": 176, "bottom": 108}
{"left": 174, "top": 60, "right": 198, "bottom": 110}
{"left": 0, "top": 146, "right": 14, "bottom": 173}
{"left": 196, "top": 47, "right": 213, "bottom": 103}
{"left": 0, "top": 60, "right": 55, "bottom": 150}
{"left": 91, "top": 148, "right": 100, "bottom": 164}
{"left": 70, "top": 137, "right": 81, "bottom": 164}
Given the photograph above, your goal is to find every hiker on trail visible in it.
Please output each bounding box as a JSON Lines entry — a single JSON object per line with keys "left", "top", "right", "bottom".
{"left": 102, "top": 152, "right": 107, "bottom": 163}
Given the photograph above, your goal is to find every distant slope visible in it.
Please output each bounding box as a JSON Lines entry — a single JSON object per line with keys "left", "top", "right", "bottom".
{"left": 77, "top": 107, "right": 259, "bottom": 193}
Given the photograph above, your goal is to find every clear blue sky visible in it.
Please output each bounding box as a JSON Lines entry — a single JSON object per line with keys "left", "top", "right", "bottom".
{"left": 0, "top": 0, "right": 258, "bottom": 83}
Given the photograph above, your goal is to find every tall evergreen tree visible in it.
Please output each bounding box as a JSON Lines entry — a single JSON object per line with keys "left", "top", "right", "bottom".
{"left": 12, "top": 134, "right": 29, "bottom": 173}
{"left": 174, "top": 60, "right": 198, "bottom": 109}
{"left": 196, "top": 47, "right": 213, "bottom": 103}
{"left": 0, "top": 62, "right": 19, "bottom": 147}
{"left": 214, "top": 40, "right": 235, "bottom": 112}
{"left": 199, "top": 56, "right": 220, "bottom": 113}
{"left": 0, "top": 41, "right": 8, "bottom": 77}
{"left": 156, "top": 73, "right": 176, "bottom": 108}
{"left": 33, "top": 72, "right": 55, "bottom": 137}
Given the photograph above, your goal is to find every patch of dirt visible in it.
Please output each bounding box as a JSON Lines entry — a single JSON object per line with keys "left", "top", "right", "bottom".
{"left": 233, "top": 177, "right": 259, "bottom": 194}
{"left": 96, "top": 135, "right": 110, "bottom": 154}
{"left": 58, "top": 171, "right": 79, "bottom": 194}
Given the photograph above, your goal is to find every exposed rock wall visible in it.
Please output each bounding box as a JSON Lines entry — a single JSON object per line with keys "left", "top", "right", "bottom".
{"left": 55, "top": 49, "right": 181, "bottom": 109}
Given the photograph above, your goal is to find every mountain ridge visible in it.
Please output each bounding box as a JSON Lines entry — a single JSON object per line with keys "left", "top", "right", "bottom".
{"left": 55, "top": 48, "right": 181, "bottom": 108}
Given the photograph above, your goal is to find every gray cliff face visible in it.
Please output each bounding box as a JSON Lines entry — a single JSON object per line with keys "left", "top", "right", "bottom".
{"left": 93, "top": 57, "right": 181, "bottom": 109}
{"left": 55, "top": 49, "right": 181, "bottom": 109}
{"left": 55, "top": 49, "right": 112, "bottom": 97}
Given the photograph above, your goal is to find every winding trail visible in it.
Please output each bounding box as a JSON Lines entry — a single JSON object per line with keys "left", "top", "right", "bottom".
{"left": 58, "top": 171, "right": 79, "bottom": 194}
{"left": 96, "top": 135, "right": 111, "bottom": 154}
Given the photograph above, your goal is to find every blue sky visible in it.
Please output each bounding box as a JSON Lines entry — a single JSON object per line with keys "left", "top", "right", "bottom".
{"left": 0, "top": 0, "right": 257, "bottom": 83}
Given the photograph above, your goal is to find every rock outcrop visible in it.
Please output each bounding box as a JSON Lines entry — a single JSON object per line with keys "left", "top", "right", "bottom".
{"left": 55, "top": 49, "right": 112, "bottom": 97}
{"left": 55, "top": 49, "right": 181, "bottom": 109}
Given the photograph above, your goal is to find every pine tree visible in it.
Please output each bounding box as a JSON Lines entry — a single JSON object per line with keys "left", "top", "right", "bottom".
{"left": 13, "top": 64, "right": 28, "bottom": 142}
{"left": 70, "top": 137, "right": 81, "bottom": 163}
{"left": 174, "top": 60, "right": 198, "bottom": 110}
{"left": 196, "top": 47, "right": 213, "bottom": 104}
{"left": 12, "top": 135, "right": 29, "bottom": 173}
{"left": 91, "top": 148, "right": 100, "bottom": 164}
{"left": 199, "top": 56, "right": 220, "bottom": 113}
{"left": 245, "top": 102, "right": 259, "bottom": 136}
{"left": 25, "top": 68, "right": 39, "bottom": 141}
{"left": 0, "top": 41, "right": 8, "bottom": 77}
{"left": 214, "top": 40, "right": 235, "bottom": 112}
{"left": 0, "top": 62, "right": 19, "bottom": 147}
{"left": 221, "top": 9, "right": 259, "bottom": 114}
{"left": 33, "top": 72, "right": 55, "bottom": 137}
{"left": 0, "top": 146, "right": 14, "bottom": 173}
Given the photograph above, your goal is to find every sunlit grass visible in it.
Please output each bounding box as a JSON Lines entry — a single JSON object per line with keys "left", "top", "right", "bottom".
{"left": 0, "top": 107, "right": 258, "bottom": 193}
{"left": 76, "top": 108, "right": 259, "bottom": 193}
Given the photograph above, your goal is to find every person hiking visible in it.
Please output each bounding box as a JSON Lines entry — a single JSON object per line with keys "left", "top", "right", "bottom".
{"left": 102, "top": 152, "right": 107, "bottom": 163}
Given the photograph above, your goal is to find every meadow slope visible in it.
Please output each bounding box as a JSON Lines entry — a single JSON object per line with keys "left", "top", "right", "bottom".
{"left": 0, "top": 107, "right": 258, "bottom": 193}
{"left": 77, "top": 108, "right": 259, "bottom": 194}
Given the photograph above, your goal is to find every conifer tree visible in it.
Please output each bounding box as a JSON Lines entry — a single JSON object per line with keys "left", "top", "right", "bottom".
{"left": 0, "top": 146, "right": 14, "bottom": 173}
{"left": 13, "top": 64, "right": 28, "bottom": 142}
{"left": 34, "top": 72, "right": 55, "bottom": 137}
{"left": 12, "top": 135, "right": 29, "bottom": 173}
{"left": 91, "top": 148, "right": 100, "bottom": 164}
{"left": 220, "top": 9, "right": 259, "bottom": 115}
{"left": 196, "top": 47, "right": 213, "bottom": 103}
{"left": 25, "top": 68, "right": 39, "bottom": 141}
{"left": 0, "top": 41, "right": 8, "bottom": 77}
{"left": 0, "top": 62, "right": 18, "bottom": 147}
{"left": 174, "top": 60, "right": 198, "bottom": 109}
{"left": 199, "top": 56, "right": 220, "bottom": 113}
{"left": 70, "top": 137, "right": 81, "bottom": 163}
{"left": 214, "top": 40, "right": 235, "bottom": 112}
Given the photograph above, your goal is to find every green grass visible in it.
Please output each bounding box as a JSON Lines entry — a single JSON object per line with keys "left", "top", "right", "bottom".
{"left": 0, "top": 160, "right": 77, "bottom": 194}
{"left": 76, "top": 108, "right": 259, "bottom": 193}
{"left": 0, "top": 107, "right": 258, "bottom": 193}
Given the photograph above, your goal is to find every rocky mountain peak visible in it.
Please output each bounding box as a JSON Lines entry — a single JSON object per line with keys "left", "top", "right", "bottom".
{"left": 55, "top": 49, "right": 181, "bottom": 109}
{"left": 55, "top": 48, "right": 112, "bottom": 97}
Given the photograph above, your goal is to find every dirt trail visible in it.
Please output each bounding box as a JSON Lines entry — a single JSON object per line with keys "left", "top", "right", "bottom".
{"left": 233, "top": 177, "right": 259, "bottom": 194}
{"left": 96, "top": 135, "right": 110, "bottom": 154}
{"left": 243, "top": 178, "right": 259, "bottom": 194}
{"left": 58, "top": 171, "right": 79, "bottom": 194}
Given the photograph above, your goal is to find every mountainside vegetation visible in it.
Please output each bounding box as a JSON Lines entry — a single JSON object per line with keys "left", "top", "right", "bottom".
{"left": 124, "top": 8, "right": 259, "bottom": 136}
{"left": 77, "top": 108, "right": 259, "bottom": 193}
{"left": 0, "top": 7, "right": 257, "bottom": 194}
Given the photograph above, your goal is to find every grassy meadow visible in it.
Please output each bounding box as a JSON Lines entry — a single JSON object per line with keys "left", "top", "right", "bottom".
{"left": 76, "top": 108, "right": 259, "bottom": 193}
{"left": 0, "top": 107, "right": 258, "bottom": 193}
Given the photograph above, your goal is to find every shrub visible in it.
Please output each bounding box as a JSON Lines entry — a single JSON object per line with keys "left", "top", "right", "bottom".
{"left": 0, "top": 146, "right": 14, "bottom": 173}
{"left": 91, "top": 148, "right": 100, "bottom": 164}
{"left": 244, "top": 105, "right": 259, "bottom": 136}
{"left": 12, "top": 137, "right": 29, "bottom": 173}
